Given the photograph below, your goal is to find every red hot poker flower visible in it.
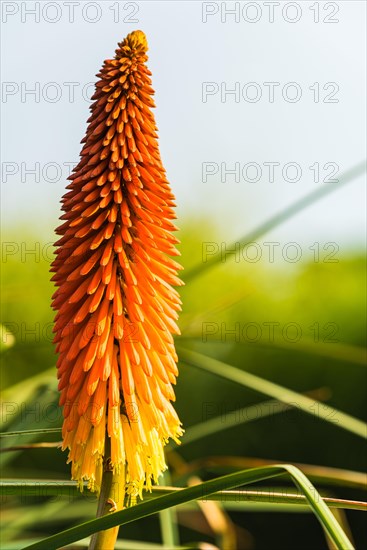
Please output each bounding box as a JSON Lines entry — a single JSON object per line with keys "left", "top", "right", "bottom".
{"left": 51, "top": 30, "right": 183, "bottom": 498}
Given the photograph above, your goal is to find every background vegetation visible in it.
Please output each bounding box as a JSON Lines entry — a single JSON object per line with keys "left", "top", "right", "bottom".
{"left": 1, "top": 185, "right": 366, "bottom": 550}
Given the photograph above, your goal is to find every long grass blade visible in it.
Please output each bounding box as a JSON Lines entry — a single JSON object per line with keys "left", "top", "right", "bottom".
{"left": 158, "top": 471, "right": 180, "bottom": 547}
{"left": 3, "top": 539, "right": 194, "bottom": 550}
{"left": 183, "top": 161, "right": 366, "bottom": 281}
{"left": 20, "top": 464, "right": 354, "bottom": 550}
{"left": 1, "top": 480, "right": 366, "bottom": 511}
{"left": 180, "top": 335, "right": 367, "bottom": 367}
{"left": 180, "top": 399, "right": 281, "bottom": 446}
{"left": 177, "top": 347, "right": 367, "bottom": 438}
{"left": 178, "top": 456, "right": 367, "bottom": 491}
{"left": 0, "top": 428, "right": 61, "bottom": 438}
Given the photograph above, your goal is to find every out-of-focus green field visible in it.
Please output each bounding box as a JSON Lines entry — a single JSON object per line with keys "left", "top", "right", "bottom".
{"left": 1, "top": 222, "right": 366, "bottom": 549}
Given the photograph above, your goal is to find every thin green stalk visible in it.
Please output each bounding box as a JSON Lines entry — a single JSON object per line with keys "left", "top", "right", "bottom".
{"left": 183, "top": 161, "right": 366, "bottom": 281}
{"left": 88, "top": 438, "right": 125, "bottom": 550}
{"left": 158, "top": 472, "right": 180, "bottom": 547}
{"left": 0, "top": 428, "right": 61, "bottom": 438}
{"left": 1, "top": 480, "right": 366, "bottom": 511}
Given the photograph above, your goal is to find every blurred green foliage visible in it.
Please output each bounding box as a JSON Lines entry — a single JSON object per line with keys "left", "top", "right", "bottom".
{"left": 1, "top": 222, "right": 366, "bottom": 549}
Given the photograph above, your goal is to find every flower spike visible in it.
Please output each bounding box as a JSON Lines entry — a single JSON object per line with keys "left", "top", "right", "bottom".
{"left": 51, "top": 30, "right": 183, "bottom": 498}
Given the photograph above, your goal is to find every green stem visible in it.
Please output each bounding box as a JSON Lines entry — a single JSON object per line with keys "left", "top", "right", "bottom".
{"left": 88, "top": 438, "right": 125, "bottom": 550}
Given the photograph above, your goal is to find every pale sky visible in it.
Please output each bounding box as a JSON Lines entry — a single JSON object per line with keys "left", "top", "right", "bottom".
{"left": 1, "top": 1, "right": 366, "bottom": 251}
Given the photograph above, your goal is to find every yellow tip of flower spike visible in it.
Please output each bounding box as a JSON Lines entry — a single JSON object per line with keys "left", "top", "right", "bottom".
{"left": 51, "top": 30, "right": 183, "bottom": 501}
{"left": 124, "top": 30, "right": 148, "bottom": 53}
